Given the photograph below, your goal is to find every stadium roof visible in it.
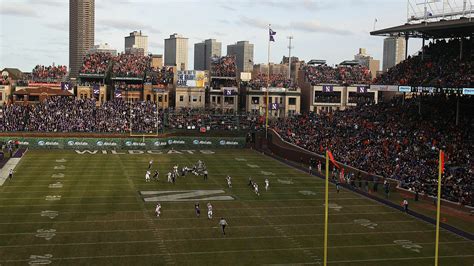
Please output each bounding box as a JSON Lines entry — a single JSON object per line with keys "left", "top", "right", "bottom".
{"left": 370, "top": 17, "right": 474, "bottom": 38}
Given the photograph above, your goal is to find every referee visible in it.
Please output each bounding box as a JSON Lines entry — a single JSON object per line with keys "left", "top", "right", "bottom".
{"left": 219, "top": 217, "right": 228, "bottom": 235}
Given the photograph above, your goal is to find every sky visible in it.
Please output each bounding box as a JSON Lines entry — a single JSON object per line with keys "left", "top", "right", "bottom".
{"left": 0, "top": 0, "right": 424, "bottom": 72}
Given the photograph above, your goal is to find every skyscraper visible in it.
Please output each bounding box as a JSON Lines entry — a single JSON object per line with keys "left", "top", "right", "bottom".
{"left": 69, "top": 0, "right": 95, "bottom": 78}
{"left": 382, "top": 37, "right": 406, "bottom": 71}
{"left": 125, "top": 31, "right": 148, "bottom": 56}
{"left": 194, "top": 39, "right": 222, "bottom": 71}
{"left": 227, "top": 41, "right": 254, "bottom": 73}
{"left": 164, "top": 33, "right": 188, "bottom": 71}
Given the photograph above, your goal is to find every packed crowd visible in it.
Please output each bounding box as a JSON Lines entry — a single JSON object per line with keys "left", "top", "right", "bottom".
{"left": 302, "top": 65, "right": 372, "bottom": 85}
{"left": 80, "top": 53, "right": 113, "bottom": 75}
{"left": 112, "top": 53, "right": 151, "bottom": 78}
{"left": 31, "top": 65, "right": 67, "bottom": 82}
{"left": 0, "top": 98, "right": 261, "bottom": 133}
{"left": 145, "top": 67, "right": 174, "bottom": 85}
{"left": 211, "top": 56, "right": 237, "bottom": 77}
{"left": 376, "top": 38, "right": 473, "bottom": 87}
{"left": 247, "top": 73, "right": 295, "bottom": 89}
{"left": 168, "top": 108, "right": 260, "bottom": 131}
{"left": 273, "top": 96, "right": 473, "bottom": 206}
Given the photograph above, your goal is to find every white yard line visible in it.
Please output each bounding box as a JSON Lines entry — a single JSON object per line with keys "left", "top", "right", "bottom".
{"left": 0, "top": 211, "right": 401, "bottom": 225}
{"left": 1, "top": 246, "right": 472, "bottom": 263}
{"left": 0, "top": 230, "right": 439, "bottom": 248}
{"left": 0, "top": 220, "right": 418, "bottom": 236}
{"left": 0, "top": 204, "right": 383, "bottom": 215}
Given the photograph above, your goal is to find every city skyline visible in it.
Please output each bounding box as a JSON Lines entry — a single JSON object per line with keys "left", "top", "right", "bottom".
{"left": 0, "top": 0, "right": 422, "bottom": 72}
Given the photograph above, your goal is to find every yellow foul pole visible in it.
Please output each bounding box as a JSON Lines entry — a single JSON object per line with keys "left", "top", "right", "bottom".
{"left": 324, "top": 150, "right": 329, "bottom": 266}
{"left": 265, "top": 24, "right": 271, "bottom": 139}
{"left": 434, "top": 150, "right": 443, "bottom": 266}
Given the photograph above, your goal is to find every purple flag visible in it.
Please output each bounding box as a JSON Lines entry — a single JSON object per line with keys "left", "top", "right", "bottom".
{"left": 269, "top": 28, "right": 276, "bottom": 42}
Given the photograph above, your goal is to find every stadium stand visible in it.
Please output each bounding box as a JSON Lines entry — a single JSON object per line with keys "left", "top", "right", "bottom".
{"left": 375, "top": 39, "right": 473, "bottom": 87}
{"left": 272, "top": 95, "right": 473, "bottom": 206}
{"left": 31, "top": 65, "right": 67, "bottom": 82}
{"left": 79, "top": 52, "right": 113, "bottom": 75}
{"left": 211, "top": 56, "right": 237, "bottom": 77}
{"left": 111, "top": 53, "right": 150, "bottom": 78}
{"left": 301, "top": 65, "right": 372, "bottom": 85}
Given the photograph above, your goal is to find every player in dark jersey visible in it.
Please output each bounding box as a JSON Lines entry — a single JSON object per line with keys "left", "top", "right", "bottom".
{"left": 195, "top": 202, "right": 201, "bottom": 218}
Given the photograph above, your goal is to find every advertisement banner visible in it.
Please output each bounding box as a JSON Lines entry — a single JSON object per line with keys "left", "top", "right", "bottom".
{"left": 0, "top": 137, "right": 246, "bottom": 149}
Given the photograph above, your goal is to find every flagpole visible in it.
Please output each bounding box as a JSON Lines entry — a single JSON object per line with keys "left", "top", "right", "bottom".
{"left": 324, "top": 150, "right": 329, "bottom": 266}
{"left": 434, "top": 150, "right": 443, "bottom": 266}
{"left": 265, "top": 24, "right": 271, "bottom": 139}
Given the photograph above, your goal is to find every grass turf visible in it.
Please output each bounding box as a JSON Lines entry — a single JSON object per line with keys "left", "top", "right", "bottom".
{"left": 0, "top": 149, "right": 472, "bottom": 265}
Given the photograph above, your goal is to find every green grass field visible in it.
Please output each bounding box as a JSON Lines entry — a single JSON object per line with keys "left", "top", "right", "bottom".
{"left": 0, "top": 149, "right": 472, "bottom": 265}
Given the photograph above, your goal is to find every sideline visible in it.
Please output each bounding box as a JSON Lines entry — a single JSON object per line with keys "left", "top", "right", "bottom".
{"left": 254, "top": 146, "right": 474, "bottom": 241}
{"left": 0, "top": 158, "right": 22, "bottom": 186}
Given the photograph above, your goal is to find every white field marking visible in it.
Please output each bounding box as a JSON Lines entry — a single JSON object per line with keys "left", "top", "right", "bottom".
{"left": 0, "top": 204, "right": 384, "bottom": 215}
{"left": 0, "top": 220, "right": 418, "bottom": 237}
{"left": 140, "top": 190, "right": 234, "bottom": 202}
{"left": 0, "top": 198, "right": 382, "bottom": 207}
{"left": 0, "top": 230, "right": 440, "bottom": 248}
{"left": 234, "top": 158, "right": 247, "bottom": 161}
{"left": 44, "top": 195, "right": 61, "bottom": 201}
{"left": 277, "top": 179, "right": 294, "bottom": 184}
{"left": 48, "top": 182, "right": 63, "bottom": 189}
{"left": 55, "top": 159, "right": 67, "bottom": 163}
{"left": 353, "top": 219, "right": 378, "bottom": 229}
{"left": 327, "top": 254, "right": 474, "bottom": 264}
{"left": 0, "top": 211, "right": 401, "bottom": 225}
{"left": 246, "top": 163, "right": 260, "bottom": 168}
{"left": 51, "top": 173, "right": 64, "bottom": 178}
{"left": 393, "top": 239, "right": 423, "bottom": 253}
{"left": 53, "top": 165, "right": 66, "bottom": 170}
{"left": 1, "top": 196, "right": 138, "bottom": 200}
{"left": 5, "top": 184, "right": 131, "bottom": 188}
{"left": 323, "top": 203, "right": 343, "bottom": 212}
{"left": 28, "top": 254, "right": 53, "bottom": 265}
{"left": 35, "top": 229, "right": 56, "bottom": 241}
{"left": 40, "top": 211, "right": 58, "bottom": 219}
{"left": 299, "top": 191, "right": 316, "bottom": 196}
{"left": 1, "top": 243, "right": 471, "bottom": 263}
{"left": 260, "top": 171, "right": 275, "bottom": 176}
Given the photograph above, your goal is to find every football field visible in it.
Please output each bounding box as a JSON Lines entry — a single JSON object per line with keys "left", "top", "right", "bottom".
{"left": 0, "top": 149, "right": 472, "bottom": 265}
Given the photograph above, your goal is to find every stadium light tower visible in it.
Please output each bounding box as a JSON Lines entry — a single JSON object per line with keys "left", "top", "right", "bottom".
{"left": 407, "top": 0, "right": 473, "bottom": 22}
{"left": 287, "top": 36, "right": 293, "bottom": 81}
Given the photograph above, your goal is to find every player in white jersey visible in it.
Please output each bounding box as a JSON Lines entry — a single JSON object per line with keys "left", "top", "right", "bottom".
{"left": 207, "top": 202, "right": 213, "bottom": 219}
{"left": 226, "top": 175, "right": 232, "bottom": 188}
{"left": 265, "top": 178, "right": 269, "bottom": 191}
{"left": 167, "top": 172, "right": 172, "bottom": 183}
{"left": 148, "top": 160, "right": 153, "bottom": 169}
{"left": 155, "top": 203, "right": 161, "bottom": 217}
{"left": 145, "top": 171, "right": 151, "bottom": 182}
{"left": 254, "top": 183, "right": 260, "bottom": 196}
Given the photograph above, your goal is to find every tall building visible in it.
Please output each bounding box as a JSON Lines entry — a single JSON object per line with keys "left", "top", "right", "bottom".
{"left": 194, "top": 39, "right": 222, "bottom": 71}
{"left": 88, "top": 43, "right": 117, "bottom": 56}
{"left": 69, "top": 0, "right": 95, "bottom": 78}
{"left": 354, "top": 48, "right": 380, "bottom": 79}
{"left": 125, "top": 31, "right": 148, "bottom": 56}
{"left": 382, "top": 37, "right": 406, "bottom": 71}
{"left": 227, "top": 41, "right": 254, "bottom": 73}
{"left": 164, "top": 33, "right": 188, "bottom": 71}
